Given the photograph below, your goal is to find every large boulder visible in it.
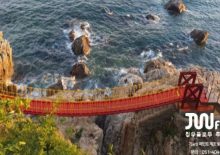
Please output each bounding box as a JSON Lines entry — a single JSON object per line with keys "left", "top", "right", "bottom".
{"left": 70, "top": 63, "right": 90, "bottom": 79}
{"left": 0, "top": 32, "right": 14, "bottom": 84}
{"left": 165, "top": 0, "right": 186, "bottom": 14}
{"left": 72, "top": 35, "right": 91, "bottom": 56}
{"left": 146, "top": 14, "right": 160, "bottom": 21}
{"left": 119, "top": 73, "right": 143, "bottom": 86}
{"left": 144, "top": 59, "right": 178, "bottom": 82}
{"left": 190, "top": 29, "right": 209, "bottom": 46}
{"left": 46, "top": 79, "right": 64, "bottom": 97}
{"left": 47, "top": 76, "right": 76, "bottom": 97}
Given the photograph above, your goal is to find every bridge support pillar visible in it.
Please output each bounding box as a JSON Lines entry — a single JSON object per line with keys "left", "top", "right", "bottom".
{"left": 178, "top": 72, "right": 197, "bottom": 86}
{"left": 181, "top": 84, "right": 204, "bottom": 110}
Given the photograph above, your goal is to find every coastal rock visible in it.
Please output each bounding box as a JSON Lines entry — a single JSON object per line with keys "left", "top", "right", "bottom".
{"left": 48, "top": 79, "right": 64, "bottom": 90}
{"left": 80, "top": 22, "right": 91, "bottom": 31}
{"left": 101, "top": 105, "right": 188, "bottom": 155}
{"left": 0, "top": 32, "right": 14, "bottom": 84}
{"left": 118, "top": 73, "right": 144, "bottom": 97}
{"left": 190, "top": 29, "right": 209, "bottom": 45}
{"left": 101, "top": 113, "right": 134, "bottom": 155}
{"left": 146, "top": 14, "right": 160, "bottom": 21}
{"left": 72, "top": 35, "right": 91, "bottom": 56}
{"left": 119, "top": 73, "right": 143, "bottom": 86}
{"left": 70, "top": 62, "right": 90, "bottom": 79}
{"left": 165, "top": 0, "right": 186, "bottom": 14}
{"left": 56, "top": 117, "right": 103, "bottom": 155}
{"left": 69, "top": 30, "right": 76, "bottom": 42}
{"left": 144, "top": 59, "right": 178, "bottom": 82}
{"left": 126, "top": 67, "right": 142, "bottom": 76}
{"left": 46, "top": 79, "right": 64, "bottom": 97}
{"left": 46, "top": 77, "right": 75, "bottom": 97}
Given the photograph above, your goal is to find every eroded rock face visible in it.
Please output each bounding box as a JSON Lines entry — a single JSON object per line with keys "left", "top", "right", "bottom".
{"left": 144, "top": 58, "right": 178, "bottom": 82}
{"left": 165, "top": 0, "right": 186, "bottom": 14}
{"left": 72, "top": 35, "right": 91, "bottom": 56}
{"left": 190, "top": 29, "right": 209, "bottom": 46}
{"left": 0, "top": 32, "right": 14, "bottom": 84}
{"left": 56, "top": 117, "right": 103, "bottom": 155}
{"left": 70, "top": 62, "right": 90, "bottom": 79}
{"left": 100, "top": 113, "right": 134, "bottom": 155}
{"left": 100, "top": 70, "right": 220, "bottom": 155}
{"left": 101, "top": 105, "right": 189, "bottom": 155}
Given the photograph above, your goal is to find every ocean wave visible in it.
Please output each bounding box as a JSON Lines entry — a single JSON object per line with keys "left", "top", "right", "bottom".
{"left": 140, "top": 49, "right": 163, "bottom": 62}
{"left": 63, "top": 19, "right": 108, "bottom": 47}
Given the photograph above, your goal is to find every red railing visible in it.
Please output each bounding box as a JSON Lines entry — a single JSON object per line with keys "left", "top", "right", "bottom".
{"left": 1, "top": 71, "right": 218, "bottom": 116}
{"left": 22, "top": 87, "right": 185, "bottom": 116}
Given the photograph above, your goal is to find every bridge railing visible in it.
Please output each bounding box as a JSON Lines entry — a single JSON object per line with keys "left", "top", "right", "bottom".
{"left": 22, "top": 86, "right": 185, "bottom": 116}
{"left": 0, "top": 75, "right": 178, "bottom": 103}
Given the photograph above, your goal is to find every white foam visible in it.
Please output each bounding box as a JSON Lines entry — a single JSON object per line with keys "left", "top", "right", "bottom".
{"left": 169, "top": 42, "right": 174, "bottom": 46}
{"left": 119, "top": 68, "right": 128, "bottom": 75}
{"left": 63, "top": 20, "right": 107, "bottom": 48}
{"left": 140, "top": 49, "right": 156, "bottom": 60}
{"left": 103, "top": 7, "right": 113, "bottom": 16}
{"left": 60, "top": 76, "right": 76, "bottom": 90}
{"left": 157, "top": 52, "right": 163, "bottom": 58}
{"left": 77, "top": 55, "right": 88, "bottom": 62}
{"left": 65, "top": 42, "right": 72, "bottom": 50}
{"left": 177, "top": 46, "right": 189, "bottom": 51}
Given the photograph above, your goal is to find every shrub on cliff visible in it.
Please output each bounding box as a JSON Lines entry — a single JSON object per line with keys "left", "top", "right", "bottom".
{"left": 0, "top": 99, "right": 85, "bottom": 155}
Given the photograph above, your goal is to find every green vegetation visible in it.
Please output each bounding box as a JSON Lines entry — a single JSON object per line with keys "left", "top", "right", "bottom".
{"left": 107, "top": 144, "right": 114, "bottom": 155}
{"left": 0, "top": 99, "right": 85, "bottom": 155}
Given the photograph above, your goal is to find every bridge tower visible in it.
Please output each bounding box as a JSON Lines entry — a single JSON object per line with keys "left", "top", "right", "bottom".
{"left": 178, "top": 71, "right": 214, "bottom": 113}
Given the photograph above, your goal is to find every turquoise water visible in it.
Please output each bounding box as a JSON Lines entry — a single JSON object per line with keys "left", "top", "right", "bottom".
{"left": 0, "top": 0, "right": 220, "bottom": 88}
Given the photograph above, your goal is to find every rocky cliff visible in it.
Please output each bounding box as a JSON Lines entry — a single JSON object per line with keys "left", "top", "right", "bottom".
{"left": 98, "top": 59, "right": 220, "bottom": 155}
{"left": 49, "top": 57, "right": 220, "bottom": 155}
{"left": 0, "top": 32, "right": 14, "bottom": 84}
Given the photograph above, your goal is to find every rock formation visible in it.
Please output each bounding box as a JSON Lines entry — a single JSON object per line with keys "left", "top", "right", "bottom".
{"left": 165, "top": 0, "right": 186, "bottom": 14}
{"left": 146, "top": 14, "right": 160, "bottom": 21}
{"left": 144, "top": 58, "right": 178, "bottom": 82}
{"left": 68, "top": 21, "right": 92, "bottom": 79}
{"left": 99, "top": 61, "right": 220, "bottom": 155}
{"left": 119, "top": 73, "right": 143, "bottom": 86}
{"left": 70, "top": 62, "right": 90, "bottom": 79}
{"left": 46, "top": 57, "right": 220, "bottom": 155}
{"left": 0, "top": 32, "right": 14, "bottom": 84}
{"left": 80, "top": 22, "right": 91, "bottom": 32}
{"left": 0, "top": 32, "right": 17, "bottom": 96}
{"left": 72, "top": 35, "right": 91, "bottom": 56}
{"left": 47, "top": 76, "right": 76, "bottom": 96}
{"left": 99, "top": 58, "right": 179, "bottom": 155}
{"left": 56, "top": 117, "right": 103, "bottom": 155}
{"left": 190, "top": 29, "right": 209, "bottom": 46}
{"left": 69, "top": 30, "right": 76, "bottom": 42}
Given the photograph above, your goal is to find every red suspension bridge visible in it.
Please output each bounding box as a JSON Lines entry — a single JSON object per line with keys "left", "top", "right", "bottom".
{"left": 0, "top": 72, "right": 219, "bottom": 116}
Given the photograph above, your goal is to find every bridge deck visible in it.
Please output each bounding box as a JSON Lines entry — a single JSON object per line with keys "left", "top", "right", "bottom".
{"left": 0, "top": 85, "right": 216, "bottom": 116}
